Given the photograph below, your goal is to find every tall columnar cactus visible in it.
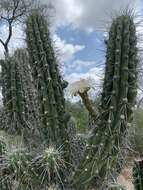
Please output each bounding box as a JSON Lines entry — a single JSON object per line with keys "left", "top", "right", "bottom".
{"left": 26, "top": 11, "right": 70, "bottom": 156}
{"left": 133, "top": 160, "right": 143, "bottom": 190}
{"left": 1, "top": 49, "right": 38, "bottom": 134}
{"left": 14, "top": 49, "right": 39, "bottom": 128}
{"left": 73, "top": 14, "right": 138, "bottom": 189}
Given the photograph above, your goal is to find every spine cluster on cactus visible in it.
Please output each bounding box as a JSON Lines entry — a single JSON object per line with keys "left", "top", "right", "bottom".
{"left": 133, "top": 160, "right": 143, "bottom": 190}
{"left": 32, "top": 146, "right": 66, "bottom": 187}
{"left": 26, "top": 11, "right": 71, "bottom": 158}
{"left": 73, "top": 14, "right": 138, "bottom": 189}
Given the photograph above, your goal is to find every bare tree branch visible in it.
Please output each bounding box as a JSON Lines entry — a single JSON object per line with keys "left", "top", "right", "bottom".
{"left": 0, "top": 0, "right": 33, "bottom": 56}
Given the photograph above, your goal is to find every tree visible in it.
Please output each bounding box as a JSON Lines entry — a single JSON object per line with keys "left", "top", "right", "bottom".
{"left": 0, "top": 0, "right": 33, "bottom": 55}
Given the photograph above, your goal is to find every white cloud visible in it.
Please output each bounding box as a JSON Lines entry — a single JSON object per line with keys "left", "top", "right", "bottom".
{"left": 68, "top": 60, "right": 95, "bottom": 72}
{"left": 42, "top": 0, "right": 82, "bottom": 28}
{"left": 53, "top": 34, "right": 85, "bottom": 63}
{"left": 42, "top": 0, "right": 140, "bottom": 31}
{"left": 65, "top": 66, "right": 104, "bottom": 85}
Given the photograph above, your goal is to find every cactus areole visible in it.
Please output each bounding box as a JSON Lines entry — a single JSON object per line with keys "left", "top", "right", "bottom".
{"left": 73, "top": 14, "right": 138, "bottom": 189}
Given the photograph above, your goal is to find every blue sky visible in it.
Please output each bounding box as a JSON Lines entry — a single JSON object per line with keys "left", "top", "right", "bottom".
{"left": 47, "top": 0, "right": 143, "bottom": 85}
{"left": 56, "top": 26, "right": 105, "bottom": 77}
{"left": 56, "top": 26, "right": 105, "bottom": 63}
{"left": 0, "top": 0, "right": 143, "bottom": 87}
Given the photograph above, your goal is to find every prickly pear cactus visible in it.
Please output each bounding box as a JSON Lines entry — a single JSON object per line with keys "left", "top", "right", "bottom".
{"left": 26, "top": 11, "right": 71, "bottom": 160}
{"left": 73, "top": 14, "right": 138, "bottom": 189}
{"left": 133, "top": 160, "right": 143, "bottom": 190}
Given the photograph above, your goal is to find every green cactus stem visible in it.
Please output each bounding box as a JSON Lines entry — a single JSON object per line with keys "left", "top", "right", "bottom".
{"left": 0, "top": 50, "right": 38, "bottom": 135}
{"left": 72, "top": 14, "right": 138, "bottom": 190}
{"left": 26, "top": 11, "right": 71, "bottom": 160}
{"left": 78, "top": 91, "right": 97, "bottom": 120}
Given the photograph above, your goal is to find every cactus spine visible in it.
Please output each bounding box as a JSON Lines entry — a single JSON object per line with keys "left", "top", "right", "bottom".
{"left": 26, "top": 11, "right": 70, "bottom": 154}
{"left": 133, "top": 160, "right": 143, "bottom": 190}
{"left": 73, "top": 15, "right": 138, "bottom": 189}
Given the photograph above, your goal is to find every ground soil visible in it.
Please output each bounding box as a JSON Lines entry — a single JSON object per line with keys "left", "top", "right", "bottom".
{"left": 117, "top": 166, "right": 134, "bottom": 190}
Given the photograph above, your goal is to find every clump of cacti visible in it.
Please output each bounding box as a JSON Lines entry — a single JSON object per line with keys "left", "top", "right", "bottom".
{"left": 133, "top": 160, "right": 143, "bottom": 190}
{"left": 72, "top": 14, "right": 138, "bottom": 189}
{"left": 0, "top": 7, "right": 139, "bottom": 190}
